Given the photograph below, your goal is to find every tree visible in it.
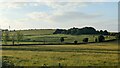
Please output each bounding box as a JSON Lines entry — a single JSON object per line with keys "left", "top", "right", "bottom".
{"left": 83, "top": 38, "right": 88, "bottom": 43}
{"left": 11, "top": 33, "right": 15, "bottom": 45}
{"left": 115, "top": 33, "right": 120, "bottom": 40}
{"left": 2, "top": 31, "right": 9, "bottom": 45}
{"left": 60, "top": 37, "right": 64, "bottom": 43}
{"left": 100, "top": 30, "right": 104, "bottom": 35}
{"left": 74, "top": 40, "right": 78, "bottom": 44}
{"left": 95, "top": 38, "right": 98, "bottom": 42}
{"left": 98, "top": 35, "right": 105, "bottom": 42}
{"left": 103, "top": 30, "right": 109, "bottom": 35}
{"left": 16, "top": 31, "right": 23, "bottom": 44}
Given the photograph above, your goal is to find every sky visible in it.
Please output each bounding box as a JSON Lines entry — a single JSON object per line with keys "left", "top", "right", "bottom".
{"left": 0, "top": 0, "right": 119, "bottom": 32}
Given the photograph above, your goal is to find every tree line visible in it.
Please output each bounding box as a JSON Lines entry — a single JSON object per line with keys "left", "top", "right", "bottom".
{"left": 53, "top": 27, "right": 109, "bottom": 35}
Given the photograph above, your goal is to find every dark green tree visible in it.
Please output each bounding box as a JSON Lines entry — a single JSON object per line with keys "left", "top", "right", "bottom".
{"left": 60, "top": 37, "right": 64, "bottom": 43}
{"left": 83, "top": 38, "right": 88, "bottom": 43}
{"left": 98, "top": 35, "right": 105, "bottom": 42}
{"left": 74, "top": 40, "right": 78, "bottom": 44}
{"left": 95, "top": 38, "right": 98, "bottom": 42}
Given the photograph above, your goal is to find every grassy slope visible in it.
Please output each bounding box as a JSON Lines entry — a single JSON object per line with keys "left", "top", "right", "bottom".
{"left": 3, "top": 29, "right": 116, "bottom": 45}
{"left": 10, "top": 29, "right": 56, "bottom": 35}
{"left": 2, "top": 40, "right": 119, "bottom": 66}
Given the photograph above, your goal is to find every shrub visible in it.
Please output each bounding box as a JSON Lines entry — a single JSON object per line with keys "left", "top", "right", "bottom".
{"left": 60, "top": 37, "right": 64, "bottom": 43}
{"left": 115, "top": 33, "right": 120, "bottom": 40}
{"left": 74, "top": 40, "right": 78, "bottom": 44}
{"left": 95, "top": 38, "right": 98, "bottom": 42}
{"left": 98, "top": 35, "right": 105, "bottom": 42}
{"left": 83, "top": 38, "right": 88, "bottom": 43}
{"left": 2, "top": 60, "right": 14, "bottom": 67}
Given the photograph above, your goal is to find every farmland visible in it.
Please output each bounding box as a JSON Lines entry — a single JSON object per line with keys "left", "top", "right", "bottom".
{"left": 2, "top": 29, "right": 116, "bottom": 45}
{"left": 1, "top": 29, "right": 119, "bottom": 66}
{"left": 2, "top": 41, "right": 119, "bottom": 66}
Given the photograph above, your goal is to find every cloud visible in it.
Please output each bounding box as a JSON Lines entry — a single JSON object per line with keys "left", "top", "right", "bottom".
{"left": 26, "top": 12, "right": 52, "bottom": 23}
{"left": 52, "top": 12, "right": 102, "bottom": 23}
{"left": 45, "top": 2, "right": 87, "bottom": 10}
{"left": 0, "top": 2, "right": 27, "bottom": 9}
{"left": 24, "top": 2, "right": 95, "bottom": 23}
{"left": 25, "top": 10, "right": 102, "bottom": 25}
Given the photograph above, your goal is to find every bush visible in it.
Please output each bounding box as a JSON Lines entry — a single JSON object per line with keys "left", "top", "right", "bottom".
{"left": 98, "top": 35, "right": 105, "bottom": 42}
{"left": 74, "top": 40, "right": 78, "bottom": 44}
{"left": 2, "top": 60, "right": 14, "bottom": 67}
{"left": 60, "top": 37, "right": 64, "bottom": 43}
{"left": 95, "top": 38, "right": 98, "bottom": 42}
{"left": 115, "top": 33, "right": 120, "bottom": 40}
{"left": 83, "top": 38, "right": 88, "bottom": 43}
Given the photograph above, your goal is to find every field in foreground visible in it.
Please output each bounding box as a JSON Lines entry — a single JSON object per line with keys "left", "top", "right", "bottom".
{"left": 2, "top": 41, "right": 119, "bottom": 66}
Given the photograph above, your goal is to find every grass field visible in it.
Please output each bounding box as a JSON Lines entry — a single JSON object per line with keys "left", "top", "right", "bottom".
{"left": 2, "top": 29, "right": 116, "bottom": 45}
{"left": 2, "top": 40, "right": 119, "bottom": 66}
{"left": 2, "top": 29, "right": 119, "bottom": 66}
{"left": 2, "top": 34, "right": 116, "bottom": 45}
{"left": 9, "top": 29, "right": 56, "bottom": 35}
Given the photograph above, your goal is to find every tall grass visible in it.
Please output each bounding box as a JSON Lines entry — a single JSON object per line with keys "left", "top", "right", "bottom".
{"left": 2, "top": 41, "right": 119, "bottom": 66}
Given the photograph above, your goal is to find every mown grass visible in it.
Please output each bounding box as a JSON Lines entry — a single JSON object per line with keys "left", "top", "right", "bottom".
{"left": 2, "top": 41, "right": 119, "bottom": 66}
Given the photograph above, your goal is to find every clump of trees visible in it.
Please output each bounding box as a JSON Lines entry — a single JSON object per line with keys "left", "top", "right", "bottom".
{"left": 2, "top": 30, "right": 24, "bottom": 45}
{"left": 53, "top": 27, "right": 109, "bottom": 35}
{"left": 98, "top": 35, "right": 105, "bottom": 42}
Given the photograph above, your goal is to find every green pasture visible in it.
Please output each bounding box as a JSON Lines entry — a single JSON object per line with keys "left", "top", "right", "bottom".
{"left": 9, "top": 29, "right": 55, "bottom": 35}
{"left": 2, "top": 34, "right": 116, "bottom": 45}
{"left": 2, "top": 29, "right": 116, "bottom": 45}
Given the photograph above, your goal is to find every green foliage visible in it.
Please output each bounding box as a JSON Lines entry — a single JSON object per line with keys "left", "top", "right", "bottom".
{"left": 2, "top": 58, "right": 14, "bottom": 66}
{"left": 83, "top": 38, "right": 88, "bottom": 43}
{"left": 16, "top": 31, "right": 24, "bottom": 44}
{"left": 95, "top": 38, "right": 98, "bottom": 42}
{"left": 11, "top": 33, "right": 16, "bottom": 45}
{"left": 74, "top": 40, "right": 78, "bottom": 44}
{"left": 53, "top": 27, "right": 109, "bottom": 35}
{"left": 60, "top": 37, "right": 64, "bottom": 43}
{"left": 2, "top": 31, "right": 9, "bottom": 45}
{"left": 98, "top": 35, "right": 105, "bottom": 42}
{"left": 115, "top": 32, "right": 120, "bottom": 40}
